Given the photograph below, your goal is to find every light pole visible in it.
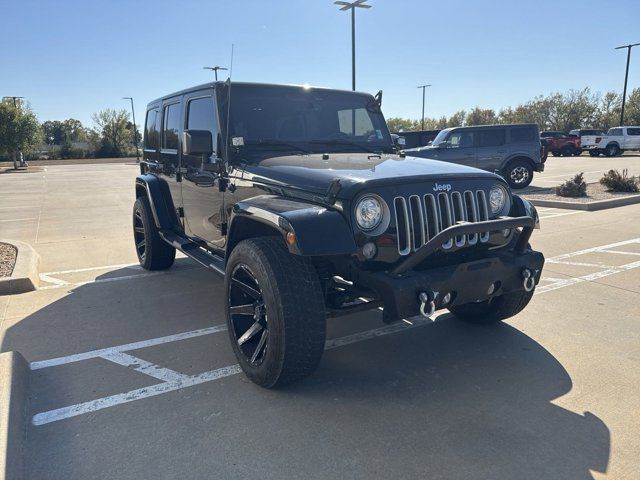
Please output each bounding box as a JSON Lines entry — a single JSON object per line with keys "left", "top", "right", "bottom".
{"left": 615, "top": 42, "right": 640, "bottom": 126}
{"left": 417, "top": 84, "right": 431, "bottom": 131}
{"left": 334, "top": 0, "right": 371, "bottom": 91}
{"left": 203, "top": 65, "right": 228, "bottom": 81}
{"left": 123, "top": 97, "right": 140, "bottom": 163}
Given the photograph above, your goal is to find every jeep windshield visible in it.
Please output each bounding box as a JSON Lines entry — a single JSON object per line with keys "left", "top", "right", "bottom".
{"left": 431, "top": 128, "right": 453, "bottom": 147}
{"left": 219, "top": 84, "right": 395, "bottom": 161}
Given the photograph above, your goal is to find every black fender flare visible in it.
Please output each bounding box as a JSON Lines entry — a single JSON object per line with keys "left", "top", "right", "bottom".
{"left": 511, "top": 194, "right": 540, "bottom": 229}
{"left": 135, "top": 174, "right": 180, "bottom": 230}
{"left": 500, "top": 155, "right": 536, "bottom": 172}
{"left": 228, "top": 195, "right": 357, "bottom": 256}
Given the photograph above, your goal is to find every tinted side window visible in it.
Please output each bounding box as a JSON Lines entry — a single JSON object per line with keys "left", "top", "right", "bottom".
{"left": 162, "top": 103, "right": 181, "bottom": 150}
{"left": 144, "top": 109, "right": 159, "bottom": 150}
{"left": 187, "top": 96, "right": 217, "bottom": 150}
{"left": 510, "top": 127, "right": 536, "bottom": 142}
{"left": 627, "top": 128, "right": 640, "bottom": 136}
{"left": 478, "top": 129, "right": 505, "bottom": 147}
{"left": 609, "top": 128, "right": 623, "bottom": 136}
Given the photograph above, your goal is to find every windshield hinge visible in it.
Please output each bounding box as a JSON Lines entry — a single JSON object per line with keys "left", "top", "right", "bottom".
{"left": 324, "top": 178, "right": 342, "bottom": 205}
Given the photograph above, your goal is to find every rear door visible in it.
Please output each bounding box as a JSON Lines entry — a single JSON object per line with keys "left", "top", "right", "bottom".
{"left": 625, "top": 127, "right": 640, "bottom": 149}
{"left": 159, "top": 99, "right": 183, "bottom": 218}
{"left": 476, "top": 128, "right": 506, "bottom": 171}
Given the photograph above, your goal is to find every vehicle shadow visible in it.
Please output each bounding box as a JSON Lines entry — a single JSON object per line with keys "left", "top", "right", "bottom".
{"left": 0, "top": 265, "right": 610, "bottom": 480}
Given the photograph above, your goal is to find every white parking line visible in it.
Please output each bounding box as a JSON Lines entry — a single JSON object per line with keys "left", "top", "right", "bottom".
{"left": 539, "top": 211, "right": 585, "bottom": 219}
{"left": 0, "top": 217, "right": 37, "bottom": 222}
{"left": 30, "top": 236, "right": 640, "bottom": 426}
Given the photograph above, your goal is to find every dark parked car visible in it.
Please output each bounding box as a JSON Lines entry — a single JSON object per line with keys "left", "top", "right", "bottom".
{"left": 134, "top": 82, "right": 544, "bottom": 387}
{"left": 405, "top": 124, "right": 545, "bottom": 189}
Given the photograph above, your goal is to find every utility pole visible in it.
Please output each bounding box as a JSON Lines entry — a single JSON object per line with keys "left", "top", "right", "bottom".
{"left": 615, "top": 42, "right": 640, "bottom": 126}
{"left": 334, "top": 0, "right": 371, "bottom": 91}
{"left": 123, "top": 97, "right": 140, "bottom": 163}
{"left": 203, "top": 66, "right": 228, "bottom": 81}
{"left": 417, "top": 84, "right": 431, "bottom": 131}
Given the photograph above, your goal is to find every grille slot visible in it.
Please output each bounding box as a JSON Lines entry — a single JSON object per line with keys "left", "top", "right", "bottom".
{"left": 393, "top": 190, "right": 491, "bottom": 256}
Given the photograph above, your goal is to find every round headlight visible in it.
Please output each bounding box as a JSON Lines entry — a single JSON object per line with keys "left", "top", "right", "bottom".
{"left": 355, "top": 195, "right": 383, "bottom": 231}
{"left": 489, "top": 184, "right": 510, "bottom": 215}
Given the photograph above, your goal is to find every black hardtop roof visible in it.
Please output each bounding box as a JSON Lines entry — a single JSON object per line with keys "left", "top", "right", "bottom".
{"left": 147, "top": 81, "right": 375, "bottom": 108}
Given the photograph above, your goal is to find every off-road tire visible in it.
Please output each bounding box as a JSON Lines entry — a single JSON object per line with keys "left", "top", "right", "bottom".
{"left": 133, "top": 196, "right": 176, "bottom": 270}
{"left": 504, "top": 159, "right": 533, "bottom": 189}
{"left": 448, "top": 288, "right": 535, "bottom": 324}
{"left": 605, "top": 144, "right": 620, "bottom": 157}
{"left": 224, "top": 237, "right": 326, "bottom": 388}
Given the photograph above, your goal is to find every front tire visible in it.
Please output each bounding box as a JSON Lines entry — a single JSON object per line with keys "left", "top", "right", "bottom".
{"left": 605, "top": 144, "right": 620, "bottom": 157}
{"left": 561, "top": 145, "right": 575, "bottom": 156}
{"left": 504, "top": 159, "right": 533, "bottom": 189}
{"left": 225, "top": 237, "right": 326, "bottom": 388}
{"left": 133, "top": 196, "right": 176, "bottom": 270}
{"left": 448, "top": 289, "right": 534, "bottom": 324}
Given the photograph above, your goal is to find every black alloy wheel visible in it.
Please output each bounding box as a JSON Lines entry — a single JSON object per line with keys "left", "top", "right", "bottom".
{"left": 228, "top": 264, "right": 269, "bottom": 366}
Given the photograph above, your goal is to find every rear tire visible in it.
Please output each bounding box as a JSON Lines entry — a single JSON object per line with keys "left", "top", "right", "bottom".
{"left": 550, "top": 150, "right": 561, "bottom": 157}
{"left": 504, "top": 159, "right": 533, "bottom": 189}
{"left": 133, "top": 196, "right": 176, "bottom": 270}
{"left": 224, "top": 237, "right": 326, "bottom": 388}
{"left": 448, "top": 289, "right": 535, "bottom": 324}
{"left": 589, "top": 150, "right": 600, "bottom": 157}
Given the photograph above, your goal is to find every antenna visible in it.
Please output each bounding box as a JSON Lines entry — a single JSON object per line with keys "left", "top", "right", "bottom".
{"left": 224, "top": 44, "right": 234, "bottom": 164}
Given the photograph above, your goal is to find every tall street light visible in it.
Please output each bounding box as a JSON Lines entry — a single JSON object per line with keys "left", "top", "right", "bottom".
{"left": 334, "top": 0, "right": 371, "bottom": 91}
{"left": 615, "top": 42, "right": 640, "bottom": 126}
{"left": 417, "top": 84, "right": 431, "bottom": 131}
{"left": 123, "top": 97, "right": 140, "bottom": 163}
{"left": 2, "top": 96, "right": 24, "bottom": 108}
{"left": 203, "top": 65, "right": 228, "bottom": 81}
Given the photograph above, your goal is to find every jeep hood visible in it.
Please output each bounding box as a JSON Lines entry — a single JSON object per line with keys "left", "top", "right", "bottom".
{"left": 241, "top": 153, "right": 500, "bottom": 198}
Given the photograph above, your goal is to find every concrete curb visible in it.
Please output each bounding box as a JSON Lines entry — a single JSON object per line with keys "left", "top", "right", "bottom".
{"left": 0, "top": 240, "right": 40, "bottom": 295}
{"left": 527, "top": 193, "right": 640, "bottom": 211}
{"left": 0, "top": 351, "right": 30, "bottom": 480}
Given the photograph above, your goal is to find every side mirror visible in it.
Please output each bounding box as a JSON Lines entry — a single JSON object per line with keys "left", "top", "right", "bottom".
{"left": 183, "top": 130, "right": 213, "bottom": 156}
{"left": 393, "top": 136, "right": 406, "bottom": 147}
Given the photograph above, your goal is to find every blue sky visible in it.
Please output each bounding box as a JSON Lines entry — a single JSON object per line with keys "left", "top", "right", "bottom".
{"left": 2, "top": 0, "right": 639, "bottom": 127}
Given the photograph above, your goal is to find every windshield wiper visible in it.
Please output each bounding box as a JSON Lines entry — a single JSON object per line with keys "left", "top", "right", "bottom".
{"left": 308, "top": 139, "right": 379, "bottom": 153}
{"left": 245, "top": 140, "right": 310, "bottom": 154}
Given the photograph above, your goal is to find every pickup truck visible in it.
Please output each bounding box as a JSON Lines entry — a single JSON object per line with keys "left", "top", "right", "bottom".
{"left": 593, "top": 126, "right": 640, "bottom": 156}
{"left": 568, "top": 129, "right": 606, "bottom": 157}
{"left": 540, "top": 131, "right": 581, "bottom": 156}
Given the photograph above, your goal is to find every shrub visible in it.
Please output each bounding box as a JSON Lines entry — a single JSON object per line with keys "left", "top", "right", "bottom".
{"left": 556, "top": 172, "right": 587, "bottom": 197}
{"left": 599, "top": 169, "right": 639, "bottom": 193}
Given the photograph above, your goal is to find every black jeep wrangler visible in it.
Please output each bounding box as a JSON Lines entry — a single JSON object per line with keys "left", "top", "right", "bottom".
{"left": 134, "top": 82, "right": 544, "bottom": 388}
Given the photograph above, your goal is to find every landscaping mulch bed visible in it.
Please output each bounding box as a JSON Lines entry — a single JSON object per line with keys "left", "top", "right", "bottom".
{"left": 0, "top": 242, "right": 18, "bottom": 278}
{"left": 522, "top": 182, "right": 640, "bottom": 203}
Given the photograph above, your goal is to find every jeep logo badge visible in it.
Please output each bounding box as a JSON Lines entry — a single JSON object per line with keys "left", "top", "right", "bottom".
{"left": 433, "top": 183, "right": 452, "bottom": 192}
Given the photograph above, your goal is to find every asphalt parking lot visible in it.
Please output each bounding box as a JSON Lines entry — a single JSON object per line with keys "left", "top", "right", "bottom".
{"left": 1, "top": 156, "right": 640, "bottom": 479}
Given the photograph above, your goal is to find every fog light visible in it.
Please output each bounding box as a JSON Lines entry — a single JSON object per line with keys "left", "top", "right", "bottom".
{"left": 362, "top": 242, "right": 377, "bottom": 259}
{"left": 502, "top": 229, "right": 511, "bottom": 238}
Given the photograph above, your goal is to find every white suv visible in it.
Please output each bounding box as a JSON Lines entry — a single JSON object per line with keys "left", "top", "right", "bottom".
{"left": 594, "top": 126, "right": 640, "bottom": 156}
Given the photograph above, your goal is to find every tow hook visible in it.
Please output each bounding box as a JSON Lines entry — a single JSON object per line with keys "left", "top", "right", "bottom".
{"left": 419, "top": 292, "right": 437, "bottom": 319}
{"left": 522, "top": 268, "right": 535, "bottom": 292}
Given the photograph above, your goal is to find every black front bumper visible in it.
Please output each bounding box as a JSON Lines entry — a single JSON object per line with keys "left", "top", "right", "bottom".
{"left": 355, "top": 215, "right": 545, "bottom": 322}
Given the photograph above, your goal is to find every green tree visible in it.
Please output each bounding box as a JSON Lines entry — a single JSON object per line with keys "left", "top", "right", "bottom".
{"left": 0, "top": 99, "right": 42, "bottom": 168}
{"left": 465, "top": 107, "right": 497, "bottom": 126}
{"left": 91, "top": 109, "right": 134, "bottom": 157}
{"left": 594, "top": 91, "right": 621, "bottom": 130}
{"left": 624, "top": 88, "right": 640, "bottom": 126}
{"left": 42, "top": 118, "right": 87, "bottom": 145}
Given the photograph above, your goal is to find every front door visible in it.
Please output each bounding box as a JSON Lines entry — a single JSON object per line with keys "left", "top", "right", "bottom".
{"left": 435, "top": 130, "right": 476, "bottom": 167}
{"left": 180, "top": 91, "right": 226, "bottom": 248}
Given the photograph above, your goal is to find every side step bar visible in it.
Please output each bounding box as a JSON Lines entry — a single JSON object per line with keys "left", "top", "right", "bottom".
{"left": 159, "top": 230, "right": 225, "bottom": 276}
